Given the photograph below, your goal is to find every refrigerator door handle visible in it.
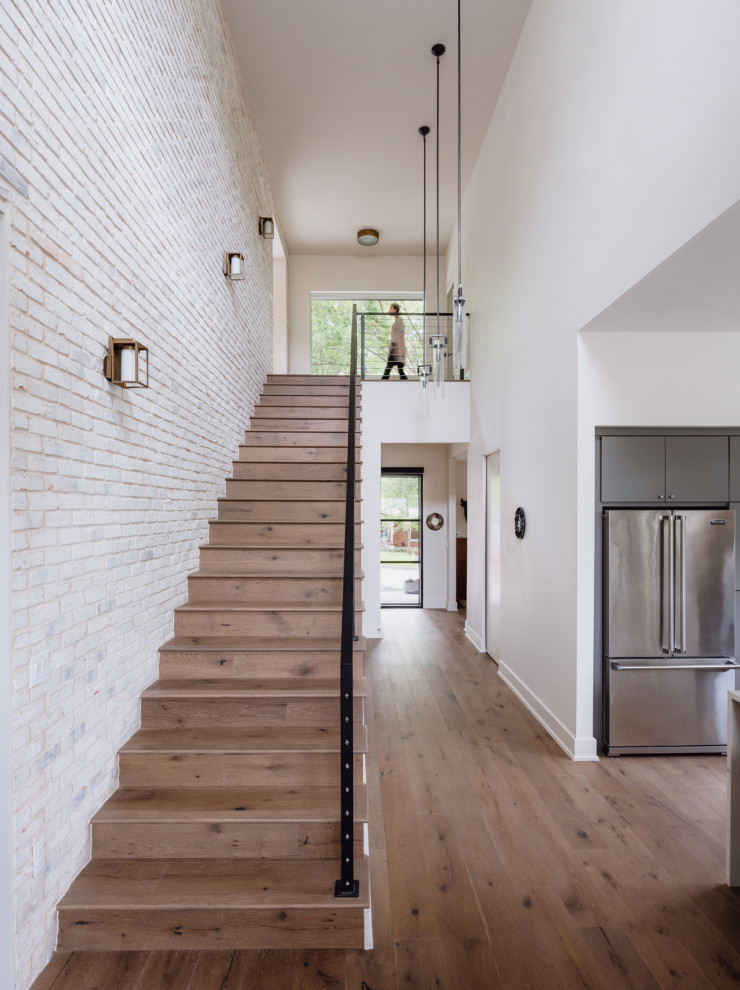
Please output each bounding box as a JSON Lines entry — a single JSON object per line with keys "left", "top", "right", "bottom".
{"left": 611, "top": 660, "right": 740, "bottom": 671}
{"left": 661, "top": 514, "right": 673, "bottom": 654}
{"left": 675, "top": 514, "right": 687, "bottom": 655}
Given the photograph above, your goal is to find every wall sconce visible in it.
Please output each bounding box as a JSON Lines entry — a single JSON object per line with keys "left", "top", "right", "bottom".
{"left": 103, "top": 337, "right": 149, "bottom": 388}
{"left": 258, "top": 217, "right": 274, "bottom": 239}
{"left": 223, "top": 251, "right": 245, "bottom": 280}
{"left": 357, "top": 228, "right": 379, "bottom": 246}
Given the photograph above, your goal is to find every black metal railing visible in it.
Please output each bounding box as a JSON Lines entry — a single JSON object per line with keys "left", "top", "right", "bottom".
{"left": 335, "top": 304, "right": 360, "bottom": 899}
{"left": 357, "top": 310, "right": 470, "bottom": 382}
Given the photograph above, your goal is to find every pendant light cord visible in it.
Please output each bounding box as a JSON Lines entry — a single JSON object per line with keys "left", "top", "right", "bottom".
{"left": 436, "top": 49, "right": 441, "bottom": 337}
{"left": 457, "top": 0, "right": 462, "bottom": 299}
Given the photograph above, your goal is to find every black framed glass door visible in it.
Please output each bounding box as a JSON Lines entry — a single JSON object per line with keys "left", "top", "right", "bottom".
{"left": 380, "top": 470, "right": 422, "bottom": 607}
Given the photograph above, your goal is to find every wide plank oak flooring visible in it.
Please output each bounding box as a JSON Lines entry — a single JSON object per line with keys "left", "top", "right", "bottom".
{"left": 32, "top": 609, "right": 740, "bottom": 989}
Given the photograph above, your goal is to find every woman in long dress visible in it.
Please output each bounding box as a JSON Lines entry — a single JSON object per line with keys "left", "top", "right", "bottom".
{"left": 381, "top": 304, "right": 407, "bottom": 380}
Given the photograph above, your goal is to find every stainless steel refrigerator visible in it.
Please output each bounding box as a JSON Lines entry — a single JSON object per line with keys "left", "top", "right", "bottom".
{"left": 604, "top": 508, "right": 738, "bottom": 755}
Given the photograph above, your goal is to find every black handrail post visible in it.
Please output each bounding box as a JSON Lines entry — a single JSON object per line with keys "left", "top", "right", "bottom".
{"left": 360, "top": 313, "right": 366, "bottom": 380}
{"left": 335, "top": 304, "right": 360, "bottom": 899}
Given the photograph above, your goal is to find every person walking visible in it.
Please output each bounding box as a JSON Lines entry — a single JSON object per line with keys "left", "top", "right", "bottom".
{"left": 381, "top": 303, "right": 407, "bottom": 380}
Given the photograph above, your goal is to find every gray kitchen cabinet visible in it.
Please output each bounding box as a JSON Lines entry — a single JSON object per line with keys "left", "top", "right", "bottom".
{"left": 602, "top": 434, "right": 729, "bottom": 503}
{"left": 665, "top": 436, "right": 728, "bottom": 502}
{"left": 730, "top": 438, "right": 740, "bottom": 501}
{"left": 736, "top": 591, "right": 740, "bottom": 687}
{"left": 733, "top": 502, "right": 740, "bottom": 590}
{"left": 601, "top": 436, "right": 665, "bottom": 503}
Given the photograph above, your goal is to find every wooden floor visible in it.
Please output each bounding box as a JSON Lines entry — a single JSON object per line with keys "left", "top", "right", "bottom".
{"left": 32, "top": 608, "right": 740, "bottom": 989}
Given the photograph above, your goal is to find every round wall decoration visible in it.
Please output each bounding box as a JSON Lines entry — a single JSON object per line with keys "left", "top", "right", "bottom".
{"left": 514, "top": 506, "right": 526, "bottom": 540}
{"left": 426, "top": 512, "right": 444, "bottom": 531}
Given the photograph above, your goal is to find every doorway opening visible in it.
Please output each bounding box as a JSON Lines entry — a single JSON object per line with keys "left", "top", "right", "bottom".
{"left": 380, "top": 469, "right": 423, "bottom": 607}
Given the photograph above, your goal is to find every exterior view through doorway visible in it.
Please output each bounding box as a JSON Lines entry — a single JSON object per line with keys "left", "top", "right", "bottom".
{"left": 381, "top": 469, "right": 423, "bottom": 607}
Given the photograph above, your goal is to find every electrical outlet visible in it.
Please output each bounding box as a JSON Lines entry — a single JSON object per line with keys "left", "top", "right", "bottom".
{"left": 30, "top": 655, "right": 49, "bottom": 688}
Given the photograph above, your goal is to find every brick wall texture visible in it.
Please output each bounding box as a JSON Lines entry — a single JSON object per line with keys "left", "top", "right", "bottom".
{"left": 0, "top": 2, "right": 275, "bottom": 985}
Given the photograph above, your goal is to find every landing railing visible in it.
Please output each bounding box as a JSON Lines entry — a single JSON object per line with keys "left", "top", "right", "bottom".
{"left": 335, "top": 304, "right": 359, "bottom": 898}
{"left": 357, "top": 311, "right": 470, "bottom": 382}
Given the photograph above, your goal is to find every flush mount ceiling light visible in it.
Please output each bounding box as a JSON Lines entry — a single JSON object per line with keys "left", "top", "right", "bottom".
{"left": 357, "top": 228, "right": 379, "bottom": 247}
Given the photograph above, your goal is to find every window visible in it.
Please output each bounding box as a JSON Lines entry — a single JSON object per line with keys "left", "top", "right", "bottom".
{"left": 310, "top": 297, "right": 423, "bottom": 376}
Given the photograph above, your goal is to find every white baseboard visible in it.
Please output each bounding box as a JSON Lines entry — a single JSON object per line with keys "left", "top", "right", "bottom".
{"left": 423, "top": 598, "right": 447, "bottom": 610}
{"left": 497, "top": 661, "right": 598, "bottom": 762}
{"left": 446, "top": 599, "right": 459, "bottom": 612}
{"left": 464, "top": 621, "right": 484, "bottom": 652}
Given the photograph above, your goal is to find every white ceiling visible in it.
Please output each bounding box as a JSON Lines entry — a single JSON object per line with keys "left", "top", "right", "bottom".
{"left": 220, "top": 0, "right": 532, "bottom": 256}
{"left": 582, "top": 199, "right": 740, "bottom": 334}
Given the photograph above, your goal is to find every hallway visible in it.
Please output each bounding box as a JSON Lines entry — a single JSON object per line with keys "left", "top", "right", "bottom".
{"left": 32, "top": 609, "right": 740, "bottom": 989}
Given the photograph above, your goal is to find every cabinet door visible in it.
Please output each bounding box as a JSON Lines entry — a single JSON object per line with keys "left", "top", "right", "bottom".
{"left": 730, "top": 438, "right": 740, "bottom": 501}
{"left": 732, "top": 503, "right": 740, "bottom": 590}
{"left": 665, "top": 436, "right": 728, "bottom": 502}
{"left": 601, "top": 436, "right": 665, "bottom": 503}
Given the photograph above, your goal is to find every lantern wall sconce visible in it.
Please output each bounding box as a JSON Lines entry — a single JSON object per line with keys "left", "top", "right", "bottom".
{"left": 103, "top": 336, "right": 149, "bottom": 388}
{"left": 258, "top": 217, "right": 274, "bottom": 239}
{"left": 223, "top": 251, "right": 245, "bottom": 280}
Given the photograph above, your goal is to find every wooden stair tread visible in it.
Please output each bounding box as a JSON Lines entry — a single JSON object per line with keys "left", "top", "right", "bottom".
{"left": 217, "top": 497, "right": 362, "bottom": 503}
{"left": 58, "top": 857, "right": 369, "bottom": 909}
{"left": 187, "top": 570, "right": 365, "bottom": 580}
{"left": 93, "top": 785, "right": 368, "bottom": 823}
{"left": 141, "top": 677, "right": 367, "bottom": 698}
{"left": 174, "top": 602, "right": 365, "bottom": 614}
{"left": 160, "top": 635, "right": 366, "bottom": 652}
{"left": 121, "top": 725, "right": 368, "bottom": 754}
{"left": 198, "top": 548, "right": 365, "bottom": 551}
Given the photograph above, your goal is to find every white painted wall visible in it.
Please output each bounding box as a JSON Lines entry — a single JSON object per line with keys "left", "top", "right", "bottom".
{"left": 287, "top": 254, "right": 424, "bottom": 372}
{"left": 0, "top": 207, "right": 16, "bottom": 990}
{"left": 272, "top": 227, "right": 288, "bottom": 374}
{"left": 360, "top": 382, "right": 469, "bottom": 636}
{"left": 459, "top": 0, "right": 740, "bottom": 760}
{"left": 2, "top": 3, "right": 275, "bottom": 985}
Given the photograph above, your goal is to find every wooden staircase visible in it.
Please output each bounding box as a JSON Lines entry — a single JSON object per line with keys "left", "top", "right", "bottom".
{"left": 56, "top": 375, "right": 369, "bottom": 950}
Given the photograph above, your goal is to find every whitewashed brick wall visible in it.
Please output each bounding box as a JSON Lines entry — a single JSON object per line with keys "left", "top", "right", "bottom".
{"left": 1, "top": 2, "right": 275, "bottom": 986}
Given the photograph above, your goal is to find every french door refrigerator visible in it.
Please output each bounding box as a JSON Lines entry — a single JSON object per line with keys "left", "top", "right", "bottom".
{"left": 604, "top": 508, "right": 738, "bottom": 755}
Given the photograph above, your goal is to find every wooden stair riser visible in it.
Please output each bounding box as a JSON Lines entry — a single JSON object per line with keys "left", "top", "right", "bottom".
{"left": 140, "top": 696, "right": 364, "bottom": 730}
{"left": 253, "top": 406, "right": 361, "bottom": 420}
{"left": 257, "top": 394, "right": 358, "bottom": 408}
{"left": 216, "top": 500, "right": 349, "bottom": 524}
{"left": 57, "top": 905, "right": 365, "bottom": 951}
{"left": 118, "top": 752, "right": 364, "bottom": 788}
{"left": 223, "top": 480, "right": 361, "bottom": 500}
{"left": 241, "top": 433, "right": 360, "bottom": 448}
{"left": 261, "top": 384, "right": 360, "bottom": 395}
{"left": 158, "top": 649, "right": 365, "bottom": 680}
{"left": 232, "top": 462, "right": 359, "bottom": 481}
{"left": 187, "top": 575, "right": 362, "bottom": 604}
{"left": 238, "top": 445, "right": 361, "bottom": 463}
{"left": 91, "top": 822, "right": 365, "bottom": 861}
{"left": 198, "top": 546, "right": 360, "bottom": 574}
{"left": 265, "top": 375, "right": 360, "bottom": 386}
{"left": 247, "top": 419, "right": 359, "bottom": 433}
{"left": 173, "top": 607, "right": 364, "bottom": 639}
{"left": 208, "top": 521, "right": 361, "bottom": 546}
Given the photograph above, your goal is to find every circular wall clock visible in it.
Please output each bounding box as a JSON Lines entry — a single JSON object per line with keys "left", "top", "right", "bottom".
{"left": 514, "top": 506, "right": 526, "bottom": 540}
{"left": 426, "top": 512, "right": 444, "bottom": 531}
